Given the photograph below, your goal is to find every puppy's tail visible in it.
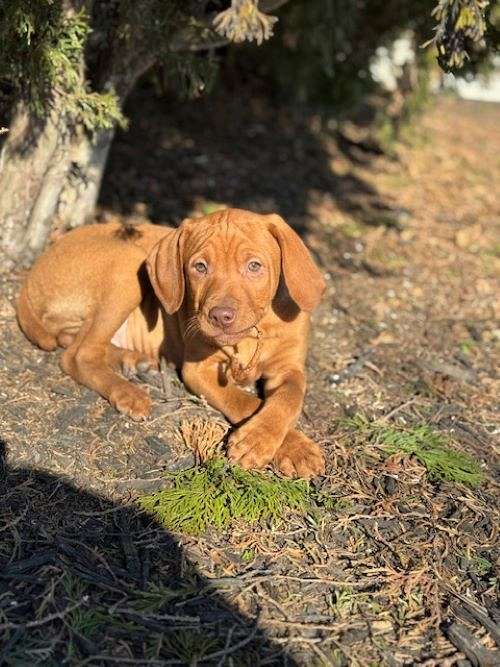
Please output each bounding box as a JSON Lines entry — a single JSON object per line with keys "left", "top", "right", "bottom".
{"left": 16, "top": 285, "right": 57, "bottom": 351}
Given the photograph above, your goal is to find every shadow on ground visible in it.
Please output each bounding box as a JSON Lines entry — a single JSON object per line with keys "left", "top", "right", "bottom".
{"left": 0, "top": 440, "right": 297, "bottom": 666}
{"left": 100, "top": 77, "right": 391, "bottom": 232}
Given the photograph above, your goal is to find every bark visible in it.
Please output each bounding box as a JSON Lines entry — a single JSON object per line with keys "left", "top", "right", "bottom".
{"left": 0, "top": 102, "right": 116, "bottom": 271}
{"left": 0, "top": 104, "right": 62, "bottom": 269}
{"left": 0, "top": 0, "right": 154, "bottom": 271}
{"left": 0, "top": 44, "right": 153, "bottom": 272}
{"left": 56, "top": 127, "right": 115, "bottom": 232}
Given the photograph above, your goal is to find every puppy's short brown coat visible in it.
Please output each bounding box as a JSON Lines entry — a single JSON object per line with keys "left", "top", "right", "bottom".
{"left": 17, "top": 209, "right": 326, "bottom": 478}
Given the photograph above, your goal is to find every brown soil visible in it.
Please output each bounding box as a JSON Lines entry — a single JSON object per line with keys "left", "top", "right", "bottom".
{"left": 0, "top": 87, "right": 499, "bottom": 665}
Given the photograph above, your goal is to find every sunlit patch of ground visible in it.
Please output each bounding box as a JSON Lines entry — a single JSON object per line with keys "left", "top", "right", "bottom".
{"left": 1, "top": 94, "right": 498, "bottom": 665}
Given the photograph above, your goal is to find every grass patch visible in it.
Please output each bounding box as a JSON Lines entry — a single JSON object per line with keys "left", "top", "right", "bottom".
{"left": 139, "top": 457, "right": 310, "bottom": 535}
{"left": 344, "top": 415, "right": 484, "bottom": 488}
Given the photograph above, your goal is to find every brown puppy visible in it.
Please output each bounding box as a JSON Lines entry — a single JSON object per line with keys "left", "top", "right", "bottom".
{"left": 17, "top": 209, "right": 326, "bottom": 478}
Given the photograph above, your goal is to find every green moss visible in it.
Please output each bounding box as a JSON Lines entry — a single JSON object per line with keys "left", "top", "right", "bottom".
{"left": 344, "top": 414, "right": 484, "bottom": 488}
{"left": 139, "top": 457, "right": 310, "bottom": 535}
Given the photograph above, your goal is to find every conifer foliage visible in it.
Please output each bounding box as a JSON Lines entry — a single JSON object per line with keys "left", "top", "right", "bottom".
{"left": 0, "top": 1, "right": 496, "bottom": 268}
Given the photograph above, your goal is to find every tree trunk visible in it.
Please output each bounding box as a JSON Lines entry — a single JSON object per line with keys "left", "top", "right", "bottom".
{"left": 0, "top": 15, "right": 154, "bottom": 273}
{"left": 0, "top": 99, "right": 115, "bottom": 271}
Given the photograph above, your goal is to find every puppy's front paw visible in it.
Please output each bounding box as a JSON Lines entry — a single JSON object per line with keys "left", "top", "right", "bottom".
{"left": 273, "top": 431, "right": 325, "bottom": 479}
{"left": 110, "top": 384, "right": 151, "bottom": 421}
{"left": 227, "top": 423, "right": 283, "bottom": 470}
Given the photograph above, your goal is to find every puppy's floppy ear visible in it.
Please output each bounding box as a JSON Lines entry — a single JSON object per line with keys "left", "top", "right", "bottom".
{"left": 268, "top": 214, "right": 326, "bottom": 312}
{"left": 146, "top": 226, "right": 185, "bottom": 314}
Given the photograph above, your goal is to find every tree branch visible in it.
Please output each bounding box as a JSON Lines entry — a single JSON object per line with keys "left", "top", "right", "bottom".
{"left": 260, "top": 0, "right": 291, "bottom": 10}
{"left": 169, "top": 0, "right": 293, "bottom": 53}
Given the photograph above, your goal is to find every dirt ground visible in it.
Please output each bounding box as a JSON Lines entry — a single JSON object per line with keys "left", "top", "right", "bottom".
{"left": 0, "top": 87, "right": 499, "bottom": 665}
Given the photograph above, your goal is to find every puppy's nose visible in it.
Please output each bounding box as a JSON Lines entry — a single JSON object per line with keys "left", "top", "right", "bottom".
{"left": 209, "top": 306, "right": 236, "bottom": 328}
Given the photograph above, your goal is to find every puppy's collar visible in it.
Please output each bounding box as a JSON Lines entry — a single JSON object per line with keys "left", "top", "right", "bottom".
{"left": 226, "top": 326, "right": 262, "bottom": 384}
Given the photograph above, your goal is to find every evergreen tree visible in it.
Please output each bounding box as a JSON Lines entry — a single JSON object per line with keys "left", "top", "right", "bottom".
{"left": 0, "top": 0, "right": 495, "bottom": 269}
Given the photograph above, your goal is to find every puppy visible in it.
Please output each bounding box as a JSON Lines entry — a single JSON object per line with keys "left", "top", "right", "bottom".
{"left": 17, "top": 209, "right": 326, "bottom": 478}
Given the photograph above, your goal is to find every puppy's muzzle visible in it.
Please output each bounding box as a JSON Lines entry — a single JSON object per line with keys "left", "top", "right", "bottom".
{"left": 208, "top": 306, "right": 236, "bottom": 329}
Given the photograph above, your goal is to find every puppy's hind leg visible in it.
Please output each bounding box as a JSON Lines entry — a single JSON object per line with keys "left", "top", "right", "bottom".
{"left": 16, "top": 286, "right": 58, "bottom": 351}
{"left": 60, "top": 292, "right": 152, "bottom": 421}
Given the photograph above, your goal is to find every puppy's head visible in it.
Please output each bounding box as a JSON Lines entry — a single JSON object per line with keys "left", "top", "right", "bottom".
{"left": 146, "top": 209, "right": 325, "bottom": 346}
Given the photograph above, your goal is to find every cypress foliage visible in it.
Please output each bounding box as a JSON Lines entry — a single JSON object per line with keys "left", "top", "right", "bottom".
{"left": 234, "top": 0, "right": 497, "bottom": 115}
{"left": 344, "top": 415, "right": 484, "bottom": 488}
{"left": 0, "top": 3, "right": 124, "bottom": 128}
{"left": 0, "top": 1, "right": 496, "bottom": 134}
{"left": 139, "top": 457, "right": 311, "bottom": 535}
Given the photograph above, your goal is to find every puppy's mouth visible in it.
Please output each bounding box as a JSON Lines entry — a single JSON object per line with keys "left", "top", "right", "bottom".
{"left": 212, "top": 325, "right": 256, "bottom": 346}
{"left": 198, "top": 320, "right": 258, "bottom": 347}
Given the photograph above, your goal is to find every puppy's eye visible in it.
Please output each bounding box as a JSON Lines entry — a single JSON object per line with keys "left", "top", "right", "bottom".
{"left": 193, "top": 261, "right": 208, "bottom": 274}
{"left": 247, "top": 260, "right": 262, "bottom": 273}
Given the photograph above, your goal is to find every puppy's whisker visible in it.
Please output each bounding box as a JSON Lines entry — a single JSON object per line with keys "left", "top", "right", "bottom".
{"left": 184, "top": 327, "right": 199, "bottom": 343}
{"left": 183, "top": 317, "right": 201, "bottom": 342}
{"left": 183, "top": 325, "right": 196, "bottom": 341}
{"left": 183, "top": 315, "right": 198, "bottom": 331}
